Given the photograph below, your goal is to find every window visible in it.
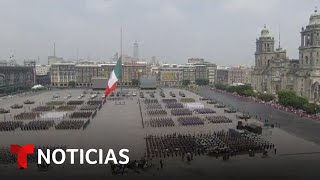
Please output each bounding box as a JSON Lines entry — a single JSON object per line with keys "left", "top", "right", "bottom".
{"left": 305, "top": 56, "right": 308, "bottom": 64}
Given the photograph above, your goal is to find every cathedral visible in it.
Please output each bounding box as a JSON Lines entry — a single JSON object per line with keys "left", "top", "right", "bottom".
{"left": 252, "top": 8, "right": 320, "bottom": 103}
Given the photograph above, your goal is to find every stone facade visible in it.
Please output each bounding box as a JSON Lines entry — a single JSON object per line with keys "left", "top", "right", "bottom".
{"left": 297, "top": 9, "right": 320, "bottom": 102}
{"left": 0, "top": 66, "right": 35, "bottom": 94}
{"left": 159, "top": 65, "right": 183, "bottom": 86}
{"left": 216, "top": 68, "right": 229, "bottom": 84}
{"left": 252, "top": 9, "right": 320, "bottom": 102}
{"left": 50, "top": 61, "right": 147, "bottom": 87}
{"left": 50, "top": 63, "right": 76, "bottom": 87}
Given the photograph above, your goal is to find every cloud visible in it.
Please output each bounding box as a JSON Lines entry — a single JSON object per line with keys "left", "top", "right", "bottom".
{"left": 221, "top": 0, "right": 279, "bottom": 13}
{"left": 161, "top": 3, "right": 185, "bottom": 20}
{"left": 84, "top": 0, "right": 116, "bottom": 15}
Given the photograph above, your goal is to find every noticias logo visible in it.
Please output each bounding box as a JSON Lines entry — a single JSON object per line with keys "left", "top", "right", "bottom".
{"left": 10, "top": 144, "right": 130, "bottom": 169}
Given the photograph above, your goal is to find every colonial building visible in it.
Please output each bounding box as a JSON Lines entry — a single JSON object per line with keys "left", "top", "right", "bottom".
{"left": 181, "top": 65, "right": 196, "bottom": 84}
{"left": 50, "top": 63, "right": 76, "bottom": 87}
{"left": 297, "top": 9, "right": 320, "bottom": 102}
{"left": 159, "top": 64, "right": 183, "bottom": 86}
{"left": 0, "top": 66, "right": 35, "bottom": 94}
{"left": 252, "top": 24, "right": 296, "bottom": 94}
{"left": 252, "top": 9, "right": 320, "bottom": 103}
{"left": 205, "top": 62, "right": 217, "bottom": 84}
{"left": 100, "top": 62, "right": 147, "bottom": 86}
{"left": 75, "top": 64, "right": 101, "bottom": 87}
{"left": 35, "top": 65, "right": 51, "bottom": 85}
{"left": 228, "top": 67, "right": 253, "bottom": 85}
{"left": 216, "top": 68, "right": 230, "bottom": 84}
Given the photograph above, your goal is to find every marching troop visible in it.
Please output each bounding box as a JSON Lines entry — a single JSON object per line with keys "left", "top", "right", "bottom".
{"left": 194, "top": 108, "right": 216, "bottom": 114}
{"left": 32, "top": 106, "right": 55, "bottom": 112}
{"left": 147, "top": 117, "right": 175, "bottom": 128}
{"left": 206, "top": 116, "right": 232, "bottom": 124}
{"left": 162, "top": 99, "right": 177, "bottom": 103}
{"left": 21, "top": 120, "right": 54, "bottom": 131}
{"left": 171, "top": 108, "right": 193, "bottom": 116}
{"left": 145, "top": 131, "right": 274, "bottom": 159}
{"left": 56, "top": 105, "right": 76, "bottom": 111}
{"left": 180, "top": 98, "right": 195, "bottom": 103}
{"left": 46, "top": 101, "right": 64, "bottom": 106}
{"left": 70, "top": 111, "right": 93, "bottom": 119}
{"left": 67, "top": 100, "right": 84, "bottom": 105}
{"left": 145, "top": 104, "right": 162, "bottom": 110}
{"left": 55, "top": 120, "right": 86, "bottom": 130}
{"left": 0, "top": 121, "right": 22, "bottom": 131}
{"left": 177, "top": 116, "right": 204, "bottom": 126}
{"left": 147, "top": 109, "right": 167, "bottom": 116}
{"left": 14, "top": 112, "right": 40, "bottom": 120}
{"left": 165, "top": 103, "right": 184, "bottom": 109}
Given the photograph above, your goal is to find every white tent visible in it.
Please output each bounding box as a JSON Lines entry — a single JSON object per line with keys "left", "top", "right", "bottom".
{"left": 31, "top": 84, "right": 45, "bottom": 90}
{"left": 184, "top": 102, "right": 204, "bottom": 110}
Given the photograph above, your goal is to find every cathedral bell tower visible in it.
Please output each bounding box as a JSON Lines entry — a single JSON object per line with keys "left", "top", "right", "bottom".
{"left": 255, "top": 25, "right": 275, "bottom": 68}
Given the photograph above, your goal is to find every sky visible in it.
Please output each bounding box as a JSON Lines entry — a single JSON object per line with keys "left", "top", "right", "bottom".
{"left": 0, "top": 0, "right": 319, "bottom": 66}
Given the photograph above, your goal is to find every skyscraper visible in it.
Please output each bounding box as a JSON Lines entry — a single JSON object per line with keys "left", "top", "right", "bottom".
{"left": 133, "top": 40, "right": 139, "bottom": 60}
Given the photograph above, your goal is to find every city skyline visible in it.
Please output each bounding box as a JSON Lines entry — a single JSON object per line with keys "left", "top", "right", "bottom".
{"left": 0, "top": 0, "right": 318, "bottom": 65}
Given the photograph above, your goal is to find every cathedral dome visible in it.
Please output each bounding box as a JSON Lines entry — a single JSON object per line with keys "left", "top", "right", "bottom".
{"left": 309, "top": 7, "right": 320, "bottom": 25}
{"left": 261, "top": 25, "right": 270, "bottom": 37}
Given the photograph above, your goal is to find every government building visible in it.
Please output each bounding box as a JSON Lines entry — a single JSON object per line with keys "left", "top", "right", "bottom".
{"left": 252, "top": 8, "right": 320, "bottom": 103}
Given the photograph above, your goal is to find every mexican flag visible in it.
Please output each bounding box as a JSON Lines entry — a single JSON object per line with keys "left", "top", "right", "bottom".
{"left": 105, "top": 57, "right": 122, "bottom": 96}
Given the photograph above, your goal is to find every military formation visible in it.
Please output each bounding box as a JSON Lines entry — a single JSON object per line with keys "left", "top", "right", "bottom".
{"left": 0, "top": 121, "right": 23, "bottom": 131}
{"left": 194, "top": 108, "right": 216, "bottom": 114}
{"left": 67, "top": 100, "right": 84, "bottom": 105}
{"left": 141, "top": 90, "right": 275, "bottom": 162}
{"left": 145, "top": 104, "right": 162, "bottom": 110}
{"left": 14, "top": 112, "right": 40, "bottom": 120}
{"left": 206, "top": 116, "right": 232, "bottom": 124}
{"left": 56, "top": 105, "right": 76, "bottom": 111}
{"left": 147, "top": 109, "right": 167, "bottom": 116}
{"left": 46, "top": 101, "right": 65, "bottom": 106}
{"left": 171, "top": 108, "right": 193, "bottom": 116}
{"left": 55, "top": 120, "right": 86, "bottom": 130}
{"left": 70, "top": 111, "right": 93, "bottom": 119}
{"left": 1, "top": 91, "right": 106, "bottom": 132}
{"left": 21, "top": 120, "right": 54, "bottom": 131}
{"left": 177, "top": 116, "right": 204, "bottom": 126}
{"left": 145, "top": 131, "right": 274, "bottom": 159}
{"left": 165, "top": 103, "right": 184, "bottom": 109}
{"left": 32, "top": 106, "right": 55, "bottom": 112}
{"left": 180, "top": 98, "right": 196, "bottom": 103}
{"left": 147, "top": 117, "right": 175, "bottom": 128}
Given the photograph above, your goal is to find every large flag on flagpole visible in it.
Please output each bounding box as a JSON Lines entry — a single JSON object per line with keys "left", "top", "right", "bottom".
{"left": 105, "top": 56, "right": 122, "bottom": 96}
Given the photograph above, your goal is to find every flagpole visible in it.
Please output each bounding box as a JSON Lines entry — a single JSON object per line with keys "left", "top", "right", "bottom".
{"left": 120, "top": 27, "right": 123, "bottom": 94}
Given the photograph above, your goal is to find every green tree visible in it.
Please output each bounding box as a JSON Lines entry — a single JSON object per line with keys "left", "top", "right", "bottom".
{"left": 257, "top": 93, "right": 275, "bottom": 102}
{"left": 277, "top": 90, "right": 308, "bottom": 109}
{"left": 303, "top": 103, "right": 320, "bottom": 114}
{"left": 182, "top": 80, "right": 191, "bottom": 86}
{"left": 131, "top": 79, "right": 140, "bottom": 86}
{"left": 214, "top": 82, "right": 228, "bottom": 90}
{"left": 195, "top": 79, "right": 209, "bottom": 86}
{"left": 68, "top": 81, "right": 76, "bottom": 88}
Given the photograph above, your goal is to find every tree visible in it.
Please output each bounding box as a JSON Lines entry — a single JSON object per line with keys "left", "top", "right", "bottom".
{"left": 182, "top": 80, "right": 191, "bottom": 86}
{"left": 277, "top": 90, "right": 308, "bottom": 109}
{"left": 195, "top": 79, "right": 209, "bottom": 86}
{"left": 131, "top": 79, "right": 139, "bottom": 86}
{"left": 68, "top": 81, "right": 76, "bottom": 88}
{"left": 214, "top": 83, "right": 228, "bottom": 90}
{"left": 303, "top": 103, "right": 320, "bottom": 114}
{"left": 257, "top": 93, "right": 275, "bottom": 102}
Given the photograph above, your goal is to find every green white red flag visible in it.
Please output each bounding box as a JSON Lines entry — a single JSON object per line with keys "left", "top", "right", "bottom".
{"left": 105, "top": 57, "right": 122, "bottom": 96}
